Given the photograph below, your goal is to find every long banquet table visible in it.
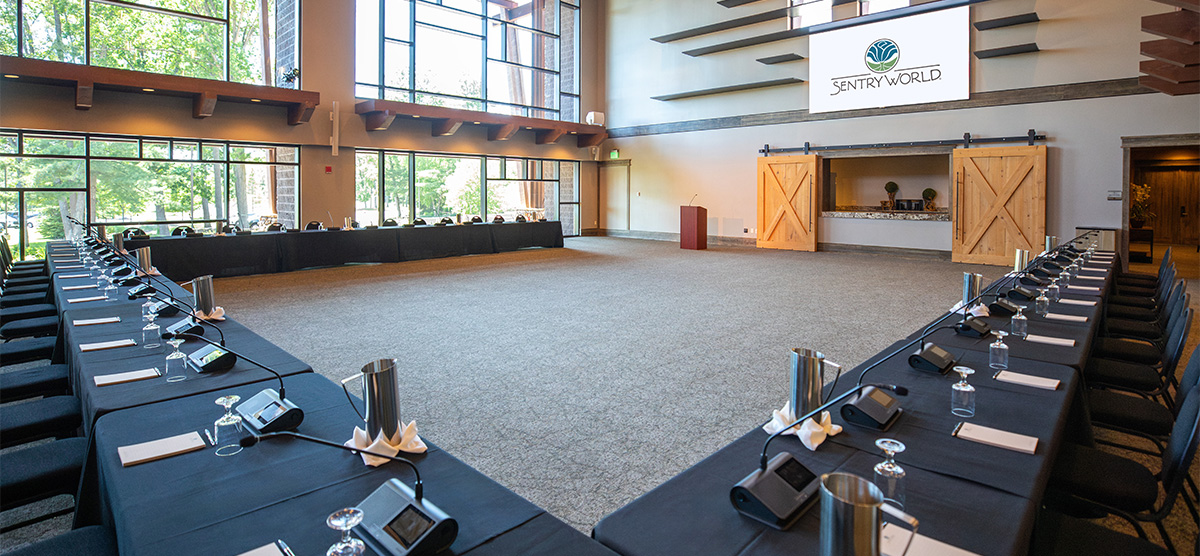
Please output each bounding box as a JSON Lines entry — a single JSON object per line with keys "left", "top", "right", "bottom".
{"left": 123, "top": 221, "right": 566, "bottom": 281}
{"left": 593, "top": 250, "right": 1119, "bottom": 556}
{"left": 38, "top": 240, "right": 613, "bottom": 556}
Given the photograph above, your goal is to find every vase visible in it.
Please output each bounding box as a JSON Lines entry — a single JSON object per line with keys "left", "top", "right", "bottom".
{"left": 924, "top": 199, "right": 936, "bottom": 211}
{"left": 1130, "top": 218, "right": 1145, "bottom": 229}
{"left": 886, "top": 192, "right": 896, "bottom": 210}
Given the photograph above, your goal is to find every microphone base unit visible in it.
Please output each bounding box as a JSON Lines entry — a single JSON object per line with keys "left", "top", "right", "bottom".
{"left": 840, "top": 387, "right": 903, "bottom": 431}
{"left": 112, "top": 266, "right": 133, "bottom": 277}
{"left": 909, "top": 343, "right": 955, "bottom": 374}
{"left": 730, "top": 452, "right": 819, "bottom": 531}
{"left": 357, "top": 478, "right": 458, "bottom": 556}
{"left": 164, "top": 317, "right": 203, "bottom": 338}
{"left": 147, "top": 300, "right": 180, "bottom": 318}
{"left": 236, "top": 388, "right": 303, "bottom": 434}
{"left": 1019, "top": 274, "right": 1049, "bottom": 287}
{"left": 128, "top": 284, "right": 155, "bottom": 297}
{"left": 954, "top": 316, "right": 992, "bottom": 338}
{"left": 1006, "top": 286, "right": 1038, "bottom": 301}
{"left": 185, "top": 343, "right": 237, "bottom": 373}
{"left": 1031, "top": 267, "right": 1055, "bottom": 279}
{"left": 988, "top": 297, "right": 1021, "bottom": 317}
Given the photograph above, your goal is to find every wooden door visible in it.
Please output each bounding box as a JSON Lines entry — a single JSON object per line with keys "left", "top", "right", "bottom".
{"left": 757, "top": 155, "right": 819, "bottom": 251}
{"left": 952, "top": 146, "right": 1046, "bottom": 265}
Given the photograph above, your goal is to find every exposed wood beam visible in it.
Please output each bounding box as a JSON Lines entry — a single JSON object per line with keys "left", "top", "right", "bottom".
{"left": 431, "top": 118, "right": 463, "bottom": 136}
{"left": 1140, "top": 59, "right": 1200, "bottom": 83}
{"left": 1148, "top": 0, "right": 1199, "bottom": 13}
{"left": 488, "top": 124, "right": 520, "bottom": 141}
{"left": 1139, "top": 74, "right": 1200, "bottom": 95}
{"left": 0, "top": 55, "right": 320, "bottom": 124}
{"left": 577, "top": 133, "right": 607, "bottom": 148}
{"left": 193, "top": 92, "right": 217, "bottom": 119}
{"left": 535, "top": 128, "right": 566, "bottom": 145}
{"left": 363, "top": 109, "right": 395, "bottom": 131}
{"left": 1142, "top": 10, "right": 1200, "bottom": 44}
{"left": 75, "top": 80, "right": 93, "bottom": 110}
{"left": 1141, "top": 38, "right": 1200, "bottom": 67}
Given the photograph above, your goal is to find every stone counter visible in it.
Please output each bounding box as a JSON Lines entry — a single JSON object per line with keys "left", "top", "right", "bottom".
{"left": 821, "top": 210, "right": 950, "bottom": 222}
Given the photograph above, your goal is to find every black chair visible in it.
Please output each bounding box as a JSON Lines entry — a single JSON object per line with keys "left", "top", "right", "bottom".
{"left": 1029, "top": 509, "right": 1171, "bottom": 556}
{"left": 492, "top": 215, "right": 504, "bottom": 223}
{"left": 0, "top": 437, "right": 89, "bottom": 534}
{"left": 170, "top": 225, "right": 194, "bottom": 236}
{"left": 221, "top": 223, "right": 241, "bottom": 234}
{"left": 1110, "top": 265, "right": 1177, "bottom": 312}
{"left": 1085, "top": 308, "right": 1192, "bottom": 404}
{"left": 1047, "top": 384, "right": 1200, "bottom": 555}
{"left": 0, "top": 395, "right": 82, "bottom": 449}
{"left": 0, "top": 286, "right": 52, "bottom": 309}
{"left": 382, "top": 218, "right": 398, "bottom": 227}
{"left": 0, "top": 314, "right": 59, "bottom": 340}
{"left": 1103, "top": 284, "right": 1188, "bottom": 345}
{"left": 122, "top": 228, "right": 147, "bottom": 239}
{"left": 0, "top": 364, "right": 70, "bottom": 403}
{"left": 1090, "top": 344, "right": 1200, "bottom": 454}
{"left": 1093, "top": 291, "right": 1188, "bottom": 366}
{"left": 304, "top": 221, "right": 323, "bottom": 230}
{"left": 4, "top": 525, "right": 117, "bottom": 556}
{"left": 1117, "top": 247, "right": 1172, "bottom": 288}
{"left": 1107, "top": 279, "right": 1183, "bottom": 324}
{"left": 0, "top": 303, "right": 57, "bottom": 326}
{"left": 413, "top": 218, "right": 427, "bottom": 225}
{"left": 267, "top": 222, "right": 284, "bottom": 231}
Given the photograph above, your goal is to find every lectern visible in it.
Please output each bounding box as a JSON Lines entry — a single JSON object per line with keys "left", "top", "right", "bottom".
{"left": 680, "top": 206, "right": 707, "bottom": 250}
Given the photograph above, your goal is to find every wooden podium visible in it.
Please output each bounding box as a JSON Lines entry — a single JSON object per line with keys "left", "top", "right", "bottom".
{"left": 680, "top": 206, "right": 707, "bottom": 250}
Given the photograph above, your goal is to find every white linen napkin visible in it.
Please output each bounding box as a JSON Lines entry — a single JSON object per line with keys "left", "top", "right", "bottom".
{"left": 1067, "top": 285, "right": 1099, "bottom": 292}
{"left": 762, "top": 401, "right": 843, "bottom": 451}
{"left": 56, "top": 264, "right": 83, "bottom": 269}
{"left": 953, "top": 422, "right": 1038, "bottom": 454}
{"left": 993, "top": 370, "right": 1059, "bottom": 390}
{"left": 193, "top": 306, "right": 227, "bottom": 321}
{"left": 95, "top": 367, "right": 161, "bottom": 386}
{"left": 118, "top": 431, "right": 206, "bottom": 467}
{"left": 344, "top": 421, "right": 428, "bottom": 467}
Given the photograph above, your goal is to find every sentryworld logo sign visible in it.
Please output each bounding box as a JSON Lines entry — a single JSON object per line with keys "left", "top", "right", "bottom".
{"left": 809, "top": 7, "right": 968, "bottom": 113}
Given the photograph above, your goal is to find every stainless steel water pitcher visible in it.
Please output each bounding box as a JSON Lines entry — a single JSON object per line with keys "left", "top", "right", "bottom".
{"left": 791, "top": 348, "right": 837, "bottom": 418}
{"left": 192, "top": 275, "right": 216, "bottom": 315}
{"left": 819, "top": 472, "right": 918, "bottom": 556}
{"left": 342, "top": 358, "right": 402, "bottom": 442}
{"left": 1013, "top": 249, "right": 1029, "bottom": 273}
{"left": 113, "top": 233, "right": 124, "bottom": 252}
{"left": 962, "top": 272, "right": 983, "bottom": 307}
{"left": 134, "top": 246, "right": 152, "bottom": 271}
{"left": 1045, "top": 235, "right": 1057, "bottom": 252}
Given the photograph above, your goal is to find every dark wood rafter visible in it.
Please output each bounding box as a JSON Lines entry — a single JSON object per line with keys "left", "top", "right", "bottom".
{"left": 0, "top": 56, "right": 319, "bottom": 124}
{"left": 1139, "top": 74, "right": 1200, "bottom": 95}
{"left": 1142, "top": 10, "right": 1200, "bottom": 43}
{"left": 1149, "top": 0, "right": 1199, "bottom": 10}
{"left": 1141, "top": 59, "right": 1200, "bottom": 83}
{"left": 717, "top": 0, "right": 766, "bottom": 7}
{"left": 1139, "top": 4, "right": 1199, "bottom": 96}
{"left": 1142, "top": 38, "right": 1200, "bottom": 66}
{"left": 354, "top": 98, "right": 607, "bottom": 148}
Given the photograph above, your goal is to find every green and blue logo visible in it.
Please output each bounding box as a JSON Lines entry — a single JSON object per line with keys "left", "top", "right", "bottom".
{"left": 864, "top": 38, "right": 899, "bottom": 73}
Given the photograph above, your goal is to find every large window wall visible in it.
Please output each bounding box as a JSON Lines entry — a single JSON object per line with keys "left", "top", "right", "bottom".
{"left": 0, "top": 130, "right": 300, "bottom": 259}
{"left": 1, "top": 0, "right": 301, "bottom": 87}
{"left": 355, "top": 149, "right": 579, "bottom": 236}
{"left": 355, "top": 0, "right": 581, "bottom": 122}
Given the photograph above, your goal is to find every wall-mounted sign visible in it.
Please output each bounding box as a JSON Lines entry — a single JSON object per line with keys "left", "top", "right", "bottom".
{"left": 808, "top": 6, "right": 969, "bottom": 114}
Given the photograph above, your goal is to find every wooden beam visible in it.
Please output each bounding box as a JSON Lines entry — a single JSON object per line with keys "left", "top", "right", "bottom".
{"left": 1141, "top": 39, "right": 1200, "bottom": 67}
{"left": 1142, "top": 10, "right": 1200, "bottom": 44}
{"left": 362, "top": 109, "right": 395, "bottom": 131}
{"left": 577, "top": 133, "right": 607, "bottom": 148}
{"left": 1140, "top": 74, "right": 1200, "bottom": 95}
{"left": 75, "top": 80, "right": 93, "bottom": 110}
{"left": 535, "top": 128, "right": 566, "bottom": 145}
{"left": 487, "top": 123, "right": 519, "bottom": 141}
{"left": 1148, "top": 0, "right": 1199, "bottom": 12}
{"left": 287, "top": 101, "right": 316, "bottom": 125}
{"left": 193, "top": 91, "right": 217, "bottom": 119}
{"left": 431, "top": 118, "right": 463, "bottom": 136}
{"left": 1141, "top": 59, "right": 1200, "bottom": 83}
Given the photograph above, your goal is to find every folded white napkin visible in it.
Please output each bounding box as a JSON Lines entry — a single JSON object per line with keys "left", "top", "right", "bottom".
{"left": 762, "top": 401, "right": 843, "bottom": 451}
{"left": 80, "top": 338, "right": 137, "bottom": 352}
{"left": 95, "top": 367, "right": 160, "bottom": 386}
{"left": 993, "top": 370, "right": 1060, "bottom": 390}
{"left": 56, "top": 264, "right": 83, "bottom": 269}
{"left": 237, "top": 544, "right": 285, "bottom": 556}
{"left": 344, "top": 421, "right": 428, "bottom": 467}
{"left": 953, "top": 422, "right": 1038, "bottom": 455}
{"left": 966, "top": 304, "right": 990, "bottom": 318}
{"left": 118, "top": 431, "right": 206, "bottom": 467}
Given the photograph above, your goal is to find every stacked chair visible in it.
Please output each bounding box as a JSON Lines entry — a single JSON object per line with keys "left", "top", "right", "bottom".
{"left": 1041, "top": 248, "right": 1199, "bottom": 554}
{"left": 1, "top": 240, "right": 102, "bottom": 554}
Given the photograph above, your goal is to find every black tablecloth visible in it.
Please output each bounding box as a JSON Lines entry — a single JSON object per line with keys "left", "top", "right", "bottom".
{"left": 90, "top": 375, "right": 614, "bottom": 556}
{"left": 124, "top": 222, "right": 565, "bottom": 281}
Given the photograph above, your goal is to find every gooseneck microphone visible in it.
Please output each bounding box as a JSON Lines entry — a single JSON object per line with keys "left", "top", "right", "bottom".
{"left": 241, "top": 431, "right": 424, "bottom": 500}
{"left": 129, "top": 290, "right": 226, "bottom": 346}
{"left": 164, "top": 331, "right": 283, "bottom": 398}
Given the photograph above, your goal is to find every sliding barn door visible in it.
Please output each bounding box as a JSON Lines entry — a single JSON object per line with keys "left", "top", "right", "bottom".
{"left": 952, "top": 146, "right": 1046, "bottom": 265}
{"left": 757, "top": 155, "right": 819, "bottom": 252}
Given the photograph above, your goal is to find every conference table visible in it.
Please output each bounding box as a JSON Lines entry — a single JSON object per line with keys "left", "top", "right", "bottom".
{"left": 593, "top": 250, "right": 1117, "bottom": 556}
{"left": 123, "top": 221, "right": 566, "bottom": 281}
{"left": 40, "top": 240, "right": 615, "bottom": 556}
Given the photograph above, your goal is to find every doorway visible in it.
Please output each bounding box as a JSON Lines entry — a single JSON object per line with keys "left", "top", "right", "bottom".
{"left": 1123, "top": 136, "right": 1200, "bottom": 266}
{"left": 599, "top": 160, "right": 630, "bottom": 232}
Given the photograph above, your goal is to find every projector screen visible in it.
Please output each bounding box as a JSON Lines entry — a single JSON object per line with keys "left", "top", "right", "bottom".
{"left": 808, "top": 6, "right": 969, "bottom": 114}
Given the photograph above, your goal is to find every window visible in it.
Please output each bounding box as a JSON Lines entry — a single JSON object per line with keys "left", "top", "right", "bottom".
{"left": 356, "top": 149, "right": 579, "bottom": 236}
{"left": 3, "top": 0, "right": 301, "bottom": 87}
{"left": 356, "top": 0, "right": 581, "bottom": 122}
{"left": 0, "top": 130, "right": 300, "bottom": 259}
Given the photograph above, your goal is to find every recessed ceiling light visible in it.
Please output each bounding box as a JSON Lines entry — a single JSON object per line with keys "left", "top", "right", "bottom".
{"left": 142, "top": 88, "right": 155, "bottom": 92}
{"left": 3, "top": 74, "right": 18, "bottom": 79}
{"left": 525, "top": 126, "right": 533, "bottom": 129}
{"left": 250, "top": 98, "right": 261, "bottom": 102}
{"left": 473, "top": 121, "right": 481, "bottom": 124}
{"left": 413, "top": 115, "right": 421, "bottom": 118}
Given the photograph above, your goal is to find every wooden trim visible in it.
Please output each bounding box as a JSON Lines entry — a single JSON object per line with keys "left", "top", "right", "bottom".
{"left": 651, "top": 78, "right": 804, "bottom": 101}
{"left": 0, "top": 55, "right": 320, "bottom": 125}
{"left": 1142, "top": 10, "right": 1199, "bottom": 44}
{"left": 1140, "top": 59, "right": 1200, "bottom": 84}
{"left": 718, "top": 0, "right": 767, "bottom": 8}
{"left": 1149, "top": 0, "right": 1198, "bottom": 12}
{"left": 354, "top": 98, "right": 607, "bottom": 149}
{"left": 817, "top": 242, "right": 951, "bottom": 260}
{"left": 609, "top": 78, "right": 1152, "bottom": 139}
{"left": 1120, "top": 133, "right": 1200, "bottom": 148}
{"left": 1141, "top": 39, "right": 1200, "bottom": 67}
{"left": 1139, "top": 75, "right": 1200, "bottom": 95}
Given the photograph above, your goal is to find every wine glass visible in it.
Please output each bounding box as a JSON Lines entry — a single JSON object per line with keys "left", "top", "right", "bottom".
{"left": 326, "top": 507, "right": 366, "bottom": 556}
{"left": 102, "top": 269, "right": 118, "bottom": 300}
{"left": 1035, "top": 288, "right": 1050, "bottom": 316}
{"left": 213, "top": 395, "right": 243, "bottom": 456}
{"left": 873, "top": 438, "right": 907, "bottom": 510}
{"left": 1046, "top": 279, "right": 1060, "bottom": 303}
{"left": 1058, "top": 270, "right": 1071, "bottom": 288}
{"left": 951, "top": 365, "right": 976, "bottom": 417}
{"left": 142, "top": 313, "right": 161, "bottom": 350}
{"left": 164, "top": 338, "right": 187, "bottom": 382}
{"left": 989, "top": 331, "right": 1009, "bottom": 370}
{"left": 1011, "top": 305, "right": 1027, "bottom": 338}
{"left": 142, "top": 299, "right": 156, "bottom": 322}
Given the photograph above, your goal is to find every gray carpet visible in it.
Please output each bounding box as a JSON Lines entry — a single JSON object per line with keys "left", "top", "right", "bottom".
{"left": 3, "top": 237, "right": 1196, "bottom": 553}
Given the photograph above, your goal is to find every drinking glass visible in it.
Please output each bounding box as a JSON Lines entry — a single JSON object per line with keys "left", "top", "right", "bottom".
{"left": 1047, "top": 279, "right": 1060, "bottom": 303}
{"left": 1035, "top": 288, "right": 1050, "bottom": 316}
{"left": 873, "top": 438, "right": 906, "bottom": 510}
{"left": 951, "top": 365, "right": 976, "bottom": 417}
{"left": 96, "top": 266, "right": 108, "bottom": 288}
{"left": 1068, "top": 260, "right": 1081, "bottom": 278}
{"left": 164, "top": 338, "right": 187, "bottom": 382}
{"left": 142, "top": 299, "right": 156, "bottom": 322}
{"left": 989, "top": 331, "right": 1009, "bottom": 370}
{"left": 326, "top": 507, "right": 366, "bottom": 556}
{"left": 1058, "top": 270, "right": 1071, "bottom": 288}
{"left": 1010, "top": 305, "right": 1028, "bottom": 338}
{"left": 102, "top": 270, "right": 118, "bottom": 300}
{"left": 142, "top": 314, "right": 161, "bottom": 350}
{"left": 213, "top": 395, "right": 244, "bottom": 456}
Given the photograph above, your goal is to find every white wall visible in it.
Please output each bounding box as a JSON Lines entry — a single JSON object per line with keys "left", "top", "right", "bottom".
{"left": 830, "top": 155, "right": 949, "bottom": 208}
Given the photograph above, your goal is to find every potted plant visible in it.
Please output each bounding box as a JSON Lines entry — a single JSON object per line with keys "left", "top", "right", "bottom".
{"left": 884, "top": 181, "right": 899, "bottom": 210}
{"left": 1129, "top": 182, "right": 1155, "bottom": 229}
{"left": 922, "top": 188, "right": 938, "bottom": 211}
